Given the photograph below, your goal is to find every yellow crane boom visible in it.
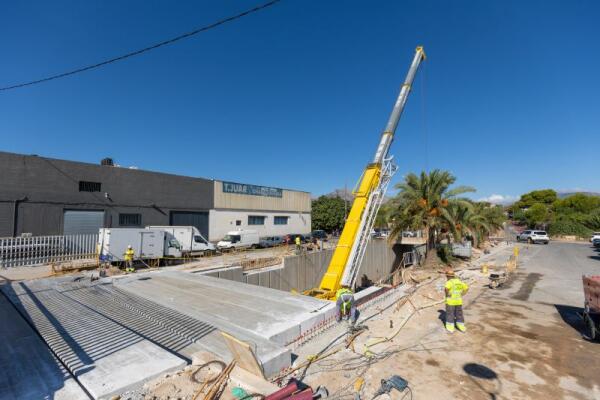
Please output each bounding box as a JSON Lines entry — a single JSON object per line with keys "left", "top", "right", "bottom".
{"left": 306, "top": 46, "right": 426, "bottom": 300}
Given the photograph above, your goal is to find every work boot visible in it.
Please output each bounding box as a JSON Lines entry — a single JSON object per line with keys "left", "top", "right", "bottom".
{"left": 456, "top": 323, "right": 467, "bottom": 332}
{"left": 445, "top": 323, "right": 455, "bottom": 333}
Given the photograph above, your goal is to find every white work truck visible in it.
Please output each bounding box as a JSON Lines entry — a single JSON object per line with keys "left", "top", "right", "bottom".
{"left": 98, "top": 228, "right": 182, "bottom": 262}
{"left": 217, "top": 230, "right": 260, "bottom": 250}
{"left": 147, "top": 226, "right": 215, "bottom": 256}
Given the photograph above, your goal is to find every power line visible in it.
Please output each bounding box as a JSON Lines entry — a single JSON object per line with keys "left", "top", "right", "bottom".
{"left": 0, "top": 0, "right": 281, "bottom": 92}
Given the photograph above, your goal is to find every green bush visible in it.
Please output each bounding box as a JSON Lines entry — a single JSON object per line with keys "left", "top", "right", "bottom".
{"left": 547, "top": 216, "right": 592, "bottom": 237}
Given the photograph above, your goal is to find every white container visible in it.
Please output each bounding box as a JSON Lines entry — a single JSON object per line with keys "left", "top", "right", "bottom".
{"left": 147, "top": 226, "right": 215, "bottom": 255}
{"left": 217, "top": 230, "right": 259, "bottom": 250}
{"left": 99, "top": 228, "right": 181, "bottom": 261}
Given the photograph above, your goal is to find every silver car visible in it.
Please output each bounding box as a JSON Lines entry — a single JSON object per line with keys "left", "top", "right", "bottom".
{"left": 258, "top": 236, "right": 284, "bottom": 248}
{"left": 517, "top": 230, "right": 549, "bottom": 244}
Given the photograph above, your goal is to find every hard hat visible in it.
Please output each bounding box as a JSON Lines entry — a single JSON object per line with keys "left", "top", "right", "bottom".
{"left": 127, "top": 245, "right": 132, "bottom": 249}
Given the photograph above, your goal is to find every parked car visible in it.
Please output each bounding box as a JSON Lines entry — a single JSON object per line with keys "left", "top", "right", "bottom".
{"left": 517, "top": 230, "right": 550, "bottom": 244}
{"left": 217, "top": 230, "right": 260, "bottom": 250}
{"left": 590, "top": 232, "right": 600, "bottom": 243}
{"left": 593, "top": 238, "right": 600, "bottom": 248}
{"left": 259, "top": 236, "right": 284, "bottom": 248}
{"left": 311, "top": 230, "right": 328, "bottom": 240}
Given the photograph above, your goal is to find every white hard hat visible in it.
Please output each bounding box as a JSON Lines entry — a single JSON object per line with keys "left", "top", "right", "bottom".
{"left": 127, "top": 245, "right": 132, "bottom": 248}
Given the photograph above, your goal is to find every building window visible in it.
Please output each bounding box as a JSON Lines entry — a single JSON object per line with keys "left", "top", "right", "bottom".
{"left": 248, "top": 216, "right": 265, "bottom": 225}
{"left": 119, "top": 213, "right": 141, "bottom": 227}
{"left": 79, "top": 181, "right": 102, "bottom": 192}
{"left": 274, "top": 216, "right": 289, "bottom": 225}
{"left": 236, "top": 220, "right": 242, "bottom": 226}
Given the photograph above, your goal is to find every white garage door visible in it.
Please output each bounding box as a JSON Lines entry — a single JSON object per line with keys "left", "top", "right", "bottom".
{"left": 63, "top": 210, "right": 105, "bottom": 235}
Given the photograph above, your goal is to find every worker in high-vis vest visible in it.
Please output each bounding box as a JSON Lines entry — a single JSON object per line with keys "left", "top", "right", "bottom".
{"left": 444, "top": 269, "right": 469, "bottom": 332}
{"left": 335, "top": 285, "right": 358, "bottom": 325}
{"left": 295, "top": 235, "right": 302, "bottom": 254}
{"left": 124, "top": 245, "right": 135, "bottom": 273}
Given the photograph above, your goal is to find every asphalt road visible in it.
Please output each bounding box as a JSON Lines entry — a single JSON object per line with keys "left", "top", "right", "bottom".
{"left": 508, "top": 240, "right": 600, "bottom": 307}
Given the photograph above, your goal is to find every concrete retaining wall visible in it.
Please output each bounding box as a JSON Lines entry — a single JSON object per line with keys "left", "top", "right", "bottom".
{"left": 202, "top": 239, "right": 403, "bottom": 292}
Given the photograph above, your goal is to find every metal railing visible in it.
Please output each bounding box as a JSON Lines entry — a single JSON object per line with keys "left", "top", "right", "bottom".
{"left": 401, "top": 230, "right": 425, "bottom": 238}
{"left": 0, "top": 234, "right": 98, "bottom": 268}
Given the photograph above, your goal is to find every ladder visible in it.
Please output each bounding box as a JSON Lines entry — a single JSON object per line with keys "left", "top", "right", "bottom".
{"left": 341, "top": 156, "right": 398, "bottom": 288}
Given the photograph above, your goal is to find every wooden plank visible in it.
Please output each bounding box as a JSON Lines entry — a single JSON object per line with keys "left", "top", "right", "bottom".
{"left": 221, "top": 332, "right": 265, "bottom": 378}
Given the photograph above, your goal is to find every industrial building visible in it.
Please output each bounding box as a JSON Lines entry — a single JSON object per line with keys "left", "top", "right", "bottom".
{"left": 0, "top": 151, "right": 311, "bottom": 241}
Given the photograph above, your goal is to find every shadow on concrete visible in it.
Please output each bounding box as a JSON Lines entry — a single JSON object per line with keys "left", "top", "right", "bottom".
{"left": 589, "top": 255, "right": 600, "bottom": 262}
{"left": 18, "top": 282, "right": 95, "bottom": 374}
{"left": 463, "top": 362, "right": 502, "bottom": 400}
{"left": 64, "top": 284, "right": 216, "bottom": 359}
{"left": 0, "top": 277, "right": 91, "bottom": 399}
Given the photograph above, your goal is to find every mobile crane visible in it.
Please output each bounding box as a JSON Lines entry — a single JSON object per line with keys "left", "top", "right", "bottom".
{"left": 306, "top": 46, "right": 426, "bottom": 300}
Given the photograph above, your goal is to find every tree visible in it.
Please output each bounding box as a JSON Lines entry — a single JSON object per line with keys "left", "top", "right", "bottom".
{"left": 374, "top": 202, "right": 393, "bottom": 229}
{"left": 388, "top": 169, "right": 475, "bottom": 259}
{"left": 311, "top": 196, "right": 346, "bottom": 232}
{"left": 442, "top": 201, "right": 505, "bottom": 248}
{"left": 553, "top": 193, "right": 600, "bottom": 215}
{"left": 525, "top": 203, "right": 549, "bottom": 228}
{"left": 514, "top": 189, "right": 557, "bottom": 209}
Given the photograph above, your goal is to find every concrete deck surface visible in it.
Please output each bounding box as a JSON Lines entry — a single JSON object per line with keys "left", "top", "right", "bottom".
{"left": 0, "top": 294, "right": 89, "bottom": 400}
{"left": 115, "top": 271, "right": 333, "bottom": 375}
{"left": 0, "top": 268, "right": 334, "bottom": 397}
{"left": 2, "top": 278, "right": 187, "bottom": 399}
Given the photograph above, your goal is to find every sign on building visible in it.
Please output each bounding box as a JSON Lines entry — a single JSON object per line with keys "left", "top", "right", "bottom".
{"left": 222, "top": 181, "right": 283, "bottom": 198}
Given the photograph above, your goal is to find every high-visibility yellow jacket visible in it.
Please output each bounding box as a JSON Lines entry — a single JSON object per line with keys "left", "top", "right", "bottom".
{"left": 124, "top": 248, "right": 135, "bottom": 261}
{"left": 336, "top": 288, "right": 354, "bottom": 313}
{"left": 295, "top": 237, "right": 301, "bottom": 245}
{"left": 445, "top": 278, "right": 468, "bottom": 306}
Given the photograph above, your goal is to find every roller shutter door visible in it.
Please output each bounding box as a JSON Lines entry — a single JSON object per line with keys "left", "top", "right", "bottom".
{"left": 169, "top": 211, "right": 209, "bottom": 239}
{"left": 63, "top": 210, "right": 105, "bottom": 235}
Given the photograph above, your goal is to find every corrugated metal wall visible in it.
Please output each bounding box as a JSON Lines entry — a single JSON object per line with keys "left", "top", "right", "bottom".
{"left": 213, "top": 181, "right": 311, "bottom": 212}
{"left": 203, "top": 239, "right": 401, "bottom": 292}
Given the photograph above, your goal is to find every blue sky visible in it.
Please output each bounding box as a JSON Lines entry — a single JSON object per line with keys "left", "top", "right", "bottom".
{"left": 1, "top": 0, "right": 599, "bottom": 203}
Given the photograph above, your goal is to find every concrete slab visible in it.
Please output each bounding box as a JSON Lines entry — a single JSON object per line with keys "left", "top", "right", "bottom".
{"left": 0, "top": 293, "right": 89, "bottom": 400}
{"left": 115, "top": 272, "right": 304, "bottom": 377}
{"left": 118, "top": 271, "right": 330, "bottom": 344}
{"left": 2, "top": 280, "right": 186, "bottom": 399}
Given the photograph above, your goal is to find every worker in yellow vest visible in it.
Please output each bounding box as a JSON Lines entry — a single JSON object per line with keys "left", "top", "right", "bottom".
{"left": 335, "top": 285, "right": 357, "bottom": 325}
{"left": 444, "top": 269, "right": 468, "bottom": 332}
{"left": 295, "top": 235, "right": 302, "bottom": 254}
{"left": 124, "top": 245, "right": 135, "bottom": 273}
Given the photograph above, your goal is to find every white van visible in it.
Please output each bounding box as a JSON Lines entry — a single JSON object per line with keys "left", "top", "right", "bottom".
{"left": 147, "top": 226, "right": 215, "bottom": 255}
{"left": 217, "top": 230, "right": 260, "bottom": 250}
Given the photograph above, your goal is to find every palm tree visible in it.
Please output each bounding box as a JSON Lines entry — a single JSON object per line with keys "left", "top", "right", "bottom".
{"left": 442, "top": 201, "right": 505, "bottom": 248}
{"left": 388, "top": 169, "right": 475, "bottom": 260}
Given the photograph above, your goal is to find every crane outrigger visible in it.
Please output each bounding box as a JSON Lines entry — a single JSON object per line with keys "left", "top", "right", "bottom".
{"left": 306, "top": 46, "right": 426, "bottom": 300}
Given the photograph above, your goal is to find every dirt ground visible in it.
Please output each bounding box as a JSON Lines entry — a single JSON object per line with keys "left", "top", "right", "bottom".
{"left": 287, "top": 245, "right": 600, "bottom": 400}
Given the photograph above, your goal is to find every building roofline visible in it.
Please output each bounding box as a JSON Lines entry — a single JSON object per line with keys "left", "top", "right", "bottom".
{"left": 0, "top": 151, "right": 310, "bottom": 194}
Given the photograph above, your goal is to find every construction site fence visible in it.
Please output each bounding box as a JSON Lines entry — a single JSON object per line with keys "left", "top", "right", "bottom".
{"left": 0, "top": 234, "right": 98, "bottom": 268}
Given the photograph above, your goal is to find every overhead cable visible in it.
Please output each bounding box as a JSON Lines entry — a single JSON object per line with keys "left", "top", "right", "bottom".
{"left": 0, "top": 0, "right": 281, "bottom": 92}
